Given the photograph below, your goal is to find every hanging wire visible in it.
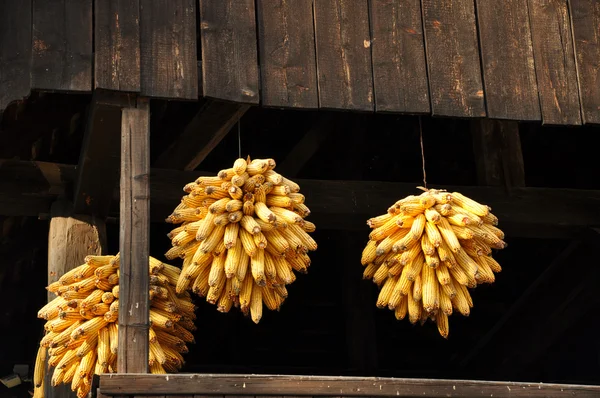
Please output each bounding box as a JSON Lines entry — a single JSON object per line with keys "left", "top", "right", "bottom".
{"left": 419, "top": 116, "right": 427, "bottom": 189}
{"left": 237, "top": 120, "right": 242, "bottom": 158}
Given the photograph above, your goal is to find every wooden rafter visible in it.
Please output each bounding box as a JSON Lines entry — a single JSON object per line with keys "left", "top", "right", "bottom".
{"left": 1, "top": 160, "right": 600, "bottom": 237}
{"left": 154, "top": 99, "right": 250, "bottom": 171}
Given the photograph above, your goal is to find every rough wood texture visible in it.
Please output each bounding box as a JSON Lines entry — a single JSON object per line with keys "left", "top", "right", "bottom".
{"left": 369, "top": 0, "right": 429, "bottom": 113}
{"left": 99, "top": 373, "right": 600, "bottom": 396}
{"left": 154, "top": 100, "right": 250, "bottom": 170}
{"left": 140, "top": 0, "right": 197, "bottom": 99}
{"left": 118, "top": 99, "right": 150, "bottom": 373}
{"left": 32, "top": 0, "right": 93, "bottom": 92}
{"left": 200, "top": 0, "right": 260, "bottom": 104}
{"left": 421, "top": 0, "right": 485, "bottom": 117}
{"left": 2, "top": 160, "right": 600, "bottom": 238}
{"left": 471, "top": 120, "right": 526, "bottom": 187}
{"left": 257, "top": 0, "right": 319, "bottom": 108}
{"left": 475, "top": 0, "right": 540, "bottom": 120}
{"left": 47, "top": 200, "right": 106, "bottom": 398}
{"left": 95, "top": 0, "right": 141, "bottom": 92}
{"left": 73, "top": 94, "right": 128, "bottom": 216}
{"left": 528, "top": 0, "right": 581, "bottom": 125}
{"left": 569, "top": 0, "right": 600, "bottom": 124}
{"left": 0, "top": 0, "right": 32, "bottom": 111}
{"left": 314, "top": 0, "right": 374, "bottom": 111}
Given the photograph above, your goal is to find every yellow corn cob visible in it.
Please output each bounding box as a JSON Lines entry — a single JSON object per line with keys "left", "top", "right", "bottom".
{"left": 484, "top": 255, "right": 502, "bottom": 273}
{"left": 404, "top": 252, "right": 425, "bottom": 281}
{"left": 76, "top": 332, "right": 99, "bottom": 358}
{"left": 407, "top": 289, "right": 421, "bottom": 324}
{"left": 38, "top": 297, "right": 68, "bottom": 320}
{"left": 62, "top": 360, "right": 79, "bottom": 384}
{"left": 437, "top": 217, "right": 461, "bottom": 252}
{"left": 206, "top": 269, "right": 226, "bottom": 304}
{"left": 447, "top": 213, "right": 470, "bottom": 227}
{"left": 108, "top": 323, "right": 118, "bottom": 354}
{"left": 376, "top": 277, "right": 397, "bottom": 308}
{"left": 263, "top": 169, "right": 283, "bottom": 183}
{"left": 34, "top": 346, "right": 46, "bottom": 387}
{"left": 253, "top": 232, "right": 268, "bottom": 249}
{"left": 264, "top": 229, "right": 290, "bottom": 255}
{"left": 436, "top": 311, "right": 449, "bottom": 338}
{"left": 262, "top": 285, "right": 279, "bottom": 311}
{"left": 287, "top": 224, "right": 317, "bottom": 251}
{"left": 435, "top": 262, "right": 452, "bottom": 285}
{"left": 97, "top": 326, "right": 110, "bottom": 369}
{"left": 395, "top": 296, "right": 408, "bottom": 320}
{"left": 239, "top": 274, "right": 254, "bottom": 312}
{"left": 455, "top": 249, "right": 479, "bottom": 278}
{"left": 199, "top": 225, "right": 226, "bottom": 254}
{"left": 227, "top": 210, "right": 243, "bottom": 223}
{"left": 372, "top": 263, "right": 389, "bottom": 286}
{"left": 101, "top": 292, "right": 115, "bottom": 304}
{"left": 451, "top": 283, "right": 471, "bottom": 316}
{"left": 424, "top": 222, "right": 442, "bottom": 247}
{"left": 474, "top": 255, "right": 495, "bottom": 283}
{"left": 451, "top": 192, "right": 489, "bottom": 216}
{"left": 224, "top": 239, "right": 243, "bottom": 278}
{"left": 85, "top": 255, "right": 113, "bottom": 267}
{"left": 233, "top": 158, "right": 247, "bottom": 175}
{"left": 390, "top": 229, "right": 415, "bottom": 252}
{"left": 217, "top": 281, "right": 234, "bottom": 313}
{"left": 367, "top": 213, "right": 394, "bottom": 228}
{"left": 45, "top": 317, "right": 75, "bottom": 333}
{"left": 422, "top": 264, "right": 439, "bottom": 313}
{"left": 255, "top": 202, "right": 276, "bottom": 223}
{"left": 263, "top": 251, "right": 278, "bottom": 282}
{"left": 235, "top": 249, "right": 250, "bottom": 282}
{"left": 250, "top": 284, "right": 263, "bottom": 323}
{"left": 270, "top": 206, "right": 302, "bottom": 224}
{"left": 256, "top": 218, "right": 275, "bottom": 232}
{"left": 410, "top": 213, "right": 427, "bottom": 238}
{"left": 424, "top": 207, "right": 441, "bottom": 224}
{"left": 362, "top": 262, "right": 379, "bottom": 280}
{"left": 208, "top": 254, "right": 225, "bottom": 287}
{"left": 369, "top": 216, "right": 399, "bottom": 241}
{"left": 412, "top": 273, "right": 423, "bottom": 301}
{"left": 195, "top": 211, "right": 216, "bottom": 241}
{"left": 424, "top": 251, "right": 440, "bottom": 268}
{"left": 265, "top": 194, "right": 292, "bottom": 208}
{"left": 482, "top": 211, "right": 498, "bottom": 225}
{"left": 441, "top": 279, "right": 457, "bottom": 299}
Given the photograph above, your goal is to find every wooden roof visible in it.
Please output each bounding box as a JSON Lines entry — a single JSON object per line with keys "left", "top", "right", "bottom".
{"left": 0, "top": 0, "right": 598, "bottom": 125}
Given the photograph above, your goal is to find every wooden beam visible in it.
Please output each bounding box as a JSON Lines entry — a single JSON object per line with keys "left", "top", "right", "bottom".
{"left": 99, "top": 373, "right": 600, "bottom": 397}
{"left": 471, "top": 120, "right": 526, "bottom": 188}
{"left": 276, "top": 115, "right": 336, "bottom": 177}
{"left": 46, "top": 200, "right": 106, "bottom": 398}
{"left": 73, "top": 93, "right": 125, "bottom": 216}
{"left": 2, "top": 160, "right": 600, "bottom": 237}
{"left": 458, "top": 241, "right": 580, "bottom": 370}
{"left": 154, "top": 100, "right": 250, "bottom": 170}
{"left": 117, "top": 99, "right": 150, "bottom": 373}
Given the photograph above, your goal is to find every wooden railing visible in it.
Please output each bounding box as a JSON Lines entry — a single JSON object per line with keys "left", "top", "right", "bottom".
{"left": 98, "top": 374, "right": 600, "bottom": 397}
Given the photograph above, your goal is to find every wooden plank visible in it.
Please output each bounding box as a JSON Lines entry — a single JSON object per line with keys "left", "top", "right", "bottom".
{"left": 73, "top": 94, "right": 126, "bottom": 216}
{"left": 471, "top": 120, "right": 526, "bottom": 187}
{"left": 118, "top": 98, "right": 150, "bottom": 373}
{"left": 154, "top": 100, "right": 250, "bottom": 170}
{"left": 140, "top": 0, "right": 197, "bottom": 99}
{"left": 313, "top": 0, "right": 374, "bottom": 111}
{"left": 99, "top": 373, "right": 600, "bottom": 397}
{"left": 277, "top": 115, "right": 337, "bottom": 177}
{"left": 95, "top": 0, "right": 141, "bottom": 92}
{"left": 369, "top": 0, "right": 430, "bottom": 113}
{"left": 32, "top": 0, "right": 93, "bottom": 92}
{"left": 475, "top": 0, "right": 540, "bottom": 120}
{"left": 421, "top": 0, "right": 485, "bottom": 117}
{"left": 2, "top": 160, "right": 600, "bottom": 238}
{"left": 0, "top": 0, "right": 32, "bottom": 111}
{"left": 528, "top": 0, "right": 581, "bottom": 125}
{"left": 47, "top": 200, "right": 106, "bottom": 398}
{"left": 199, "top": 0, "right": 260, "bottom": 104}
{"left": 569, "top": 0, "right": 600, "bottom": 124}
{"left": 256, "top": 0, "right": 319, "bottom": 109}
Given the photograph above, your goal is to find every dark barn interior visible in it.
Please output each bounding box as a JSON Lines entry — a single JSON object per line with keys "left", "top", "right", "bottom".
{"left": 1, "top": 93, "right": 599, "bottom": 397}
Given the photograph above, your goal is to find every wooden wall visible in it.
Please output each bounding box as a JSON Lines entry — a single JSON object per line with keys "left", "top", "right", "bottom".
{"left": 1, "top": 0, "right": 599, "bottom": 125}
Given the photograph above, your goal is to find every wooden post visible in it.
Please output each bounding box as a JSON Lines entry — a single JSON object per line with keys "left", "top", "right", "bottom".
{"left": 46, "top": 200, "right": 106, "bottom": 397}
{"left": 117, "top": 98, "right": 150, "bottom": 373}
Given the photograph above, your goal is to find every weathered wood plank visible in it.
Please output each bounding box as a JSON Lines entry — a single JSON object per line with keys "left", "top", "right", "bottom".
{"left": 99, "top": 373, "right": 600, "bottom": 397}
{"left": 47, "top": 200, "right": 106, "bottom": 398}
{"left": 471, "top": 120, "right": 526, "bottom": 187}
{"left": 118, "top": 98, "right": 150, "bottom": 373}
{"left": 369, "top": 0, "right": 430, "bottom": 113}
{"left": 200, "top": 0, "right": 260, "bottom": 104}
{"left": 154, "top": 100, "right": 250, "bottom": 170}
{"left": 475, "top": 0, "right": 540, "bottom": 120}
{"left": 421, "top": 0, "right": 485, "bottom": 117}
{"left": 32, "top": 0, "right": 93, "bottom": 92}
{"left": 528, "top": 0, "right": 581, "bottom": 125}
{"left": 140, "top": 0, "right": 197, "bottom": 99}
{"left": 257, "top": 0, "right": 318, "bottom": 109}
{"left": 0, "top": 0, "right": 32, "bottom": 111}
{"left": 2, "top": 160, "right": 600, "bottom": 238}
{"left": 314, "top": 0, "right": 374, "bottom": 111}
{"left": 95, "top": 0, "right": 141, "bottom": 92}
{"left": 569, "top": 0, "right": 600, "bottom": 124}
{"left": 73, "top": 94, "right": 128, "bottom": 216}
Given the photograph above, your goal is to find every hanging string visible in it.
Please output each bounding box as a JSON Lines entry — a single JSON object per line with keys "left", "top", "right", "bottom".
{"left": 237, "top": 120, "right": 242, "bottom": 159}
{"left": 419, "top": 116, "right": 427, "bottom": 189}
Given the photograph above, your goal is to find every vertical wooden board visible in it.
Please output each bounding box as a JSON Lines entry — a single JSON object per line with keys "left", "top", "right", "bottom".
{"left": 140, "top": 0, "right": 198, "bottom": 99}
{"left": 0, "top": 0, "right": 32, "bottom": 111}
{"left": 570, "top": 0, "right": 600, "bottom": 124}
{"left": 528, "top": 0, "right": 581, "bottom": 125}
{"left": 475, "top": 0, "right": 541, "bottom": 121}
{"left": 257, "top": 0, "right": 318, "bottom": 109}
{"left": 421, "top": 0, "right": 485, "bottom": 117}
{"left": 200, "top": 0, "right": 260, "bottom": 104}
{"left": 118, "top": 98, "right": 150, "bottom": 373}
{"left": 95, "top": 0, "right": 141, "bottom": 92}
{"left": 314, "top": 0, "right": 374, "bottom": 111}
{"left": 32, "top": 0, "right": 93, "bottom": 92}
{"left": 369, "top": 0, "right": 430, "bottom": 113}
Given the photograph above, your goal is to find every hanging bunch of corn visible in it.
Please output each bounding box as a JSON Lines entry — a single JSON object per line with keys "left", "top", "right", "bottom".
{"left": 33, "top": 254, "right": 196, "bottom": 398}
{"left": 362, "top": 189, "right": 506, "bottom": 338}
{"left": 165, "top": 157, "right": 316, "bottom": 323}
